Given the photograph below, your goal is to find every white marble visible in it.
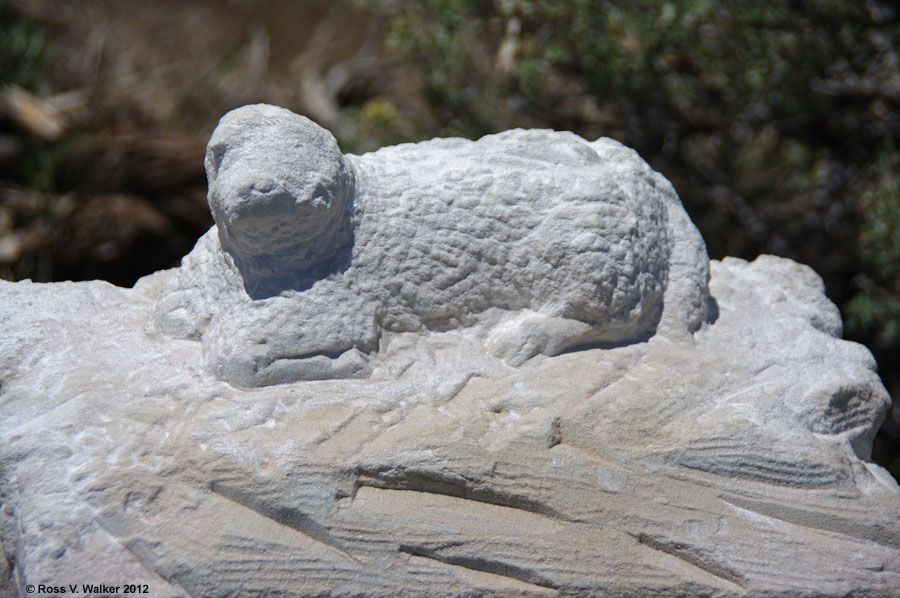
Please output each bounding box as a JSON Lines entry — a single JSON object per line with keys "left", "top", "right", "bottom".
{"left": 153, "top": 104, "right": 710, "bottom": 386}
{"left": 1, "top": 106, "right": 897, "bottom": 598}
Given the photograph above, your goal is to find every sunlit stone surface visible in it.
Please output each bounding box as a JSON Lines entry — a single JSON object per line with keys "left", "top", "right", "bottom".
{"left": 1, "top": 105, "right": 897, "bottom": 597}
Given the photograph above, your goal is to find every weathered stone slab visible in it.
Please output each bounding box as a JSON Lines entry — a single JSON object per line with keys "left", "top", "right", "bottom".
{"left": 1, "top": 105, "right": 897, "bottom": 597}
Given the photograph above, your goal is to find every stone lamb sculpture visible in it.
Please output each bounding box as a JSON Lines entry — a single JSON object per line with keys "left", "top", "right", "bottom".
{"left": 153, "top": 104, "right": 712, "bottom": 386}
{"left": 3, "top": 104, "right": 898, "bottom": 597}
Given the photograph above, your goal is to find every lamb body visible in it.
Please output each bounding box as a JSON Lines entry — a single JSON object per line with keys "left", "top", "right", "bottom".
{"left": 153, "top": 104, "right": 710, "bottom": 386}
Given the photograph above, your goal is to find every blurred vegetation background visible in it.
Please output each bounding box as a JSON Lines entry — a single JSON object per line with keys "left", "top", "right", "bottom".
{"left": 1, "top": 0, "right": 898, "bottom": 477}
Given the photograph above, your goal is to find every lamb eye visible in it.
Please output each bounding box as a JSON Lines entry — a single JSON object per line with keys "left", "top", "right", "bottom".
{"left": 206, "top": 143, "right": 227, "bottom": 175}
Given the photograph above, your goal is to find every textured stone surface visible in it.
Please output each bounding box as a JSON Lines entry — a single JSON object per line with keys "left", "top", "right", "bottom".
{"left": 153, "top": 104, "right": 710, "bottom": 387}
{"left": 1, "top": 107, "right": 899, "bottom": 597}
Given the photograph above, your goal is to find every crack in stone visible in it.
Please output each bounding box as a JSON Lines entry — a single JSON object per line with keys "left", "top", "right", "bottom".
{"left": 208, "top": 482, "right": 359, "bottom": 564}
{"left": 399, "top": 544, "right": 559, "bottom": 590}
{"left": 629, "top": 531, "right": 746, "bottom": 592}
{"left": 352, "top": 465, "right": 572, "bottom": 522}
{"left": 720, "top": 493, "right": 900, "bottom": 550}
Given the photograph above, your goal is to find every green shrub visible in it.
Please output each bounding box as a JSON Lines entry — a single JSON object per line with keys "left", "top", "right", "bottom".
{"left": 847, "top": 146, "right": 900, "bottom": 347}
{"left": 0, "top": 2, "right": 50, "bottom": 90}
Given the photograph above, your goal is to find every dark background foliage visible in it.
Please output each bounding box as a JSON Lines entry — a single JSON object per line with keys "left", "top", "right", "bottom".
{"left": 1, "top": 0, "right": 897, "bottom": 477}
